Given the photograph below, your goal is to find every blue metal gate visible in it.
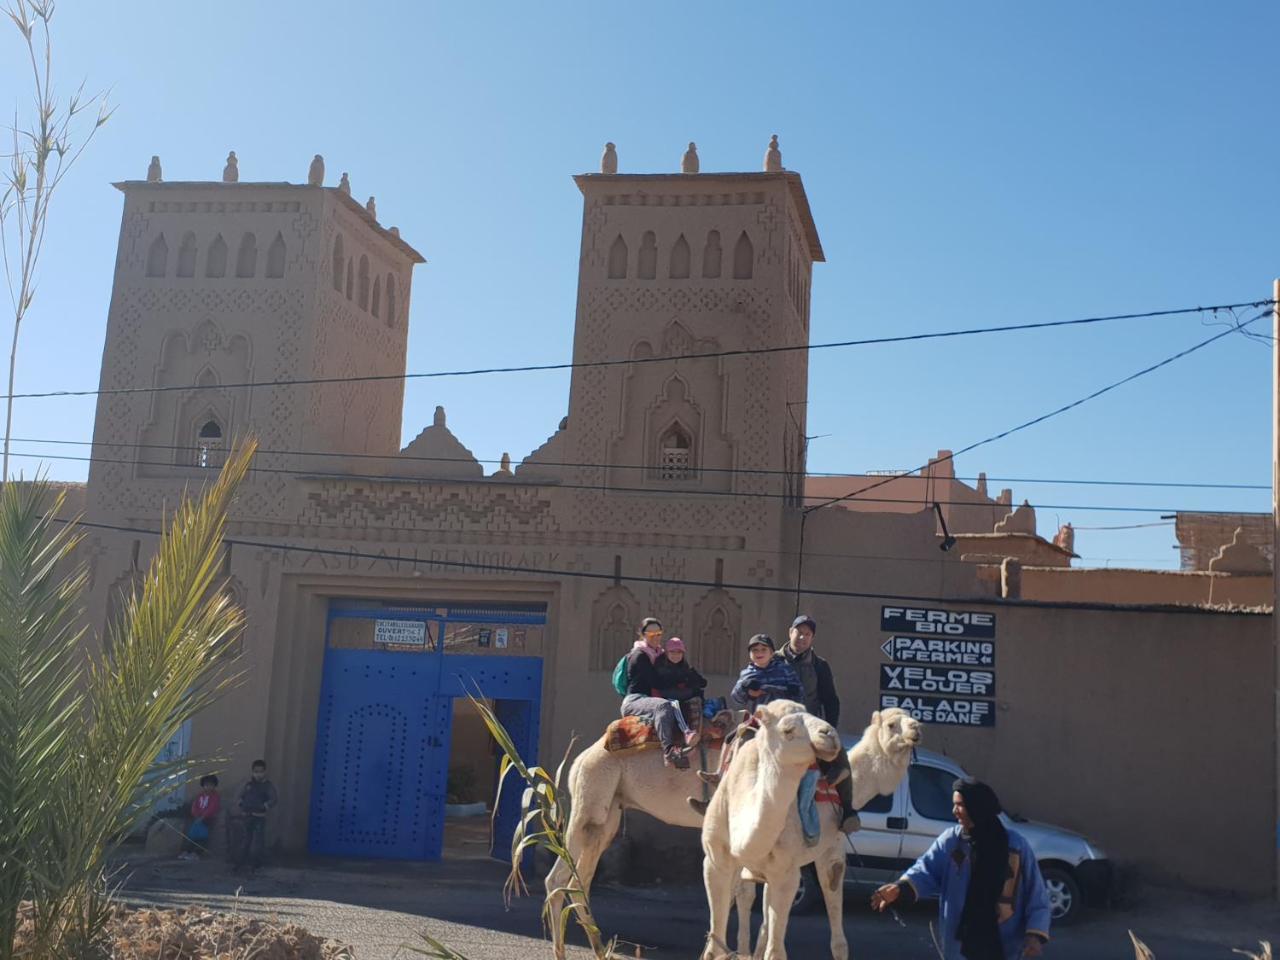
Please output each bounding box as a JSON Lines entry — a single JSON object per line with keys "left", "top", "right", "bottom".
{"left": 309, "top": 603, "right": 544, "bottom": 861}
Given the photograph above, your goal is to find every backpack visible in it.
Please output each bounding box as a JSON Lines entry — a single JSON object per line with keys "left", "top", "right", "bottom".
{"left": 611, "top": 654, "right": 630, "bottom": 696}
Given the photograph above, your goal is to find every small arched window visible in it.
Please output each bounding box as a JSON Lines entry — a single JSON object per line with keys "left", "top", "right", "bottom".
{"left": 332, "top": 234, "right": 345, "bottom": 292}
{"left": 206, "top": 234, "right": 228, "bottom": 278}
{"left": 146, "top": 234, "right": 168, "bottom": 277}
{"left": 607, "top": 234, "right": 628, "bottom": 279}
{"left": 733, "top": 231, "right": 753, "bottom": 280}
{"left": 669, "top": 234, "right": 690, "bottom": 279}
{"left": 345, "top": 261, "right": 354, "bottom": 301}
{"left": 659, "top": 423, "right": 693, "bottom": 481}
{"left": 194, "top": 419, "right": 224, "bottom": 468}
{"left": 176, "top": 232, "right": 197, "bottom": 278}
{"left": 638, "top": 231, "right": 657, "bottom": 280}
{"left": 265, "top": 232, "right": 286, "bottom": 278}
{"left": 357, "top": 255, "right": 370, "bottom": 310}
{"left": 385, "top": 274, "right": 398, "bottom": 327}
{"left": 371, "top": 276, "right": 382, "bottom": 319}
{"left": 702, "top": 230, "right": 722, "bottom": 278}
{"left": 235, "top": 232, "right": 257, "bottom": 278}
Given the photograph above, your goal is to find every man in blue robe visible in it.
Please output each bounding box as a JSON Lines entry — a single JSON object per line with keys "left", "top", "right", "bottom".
{"left": 871, "top": 778, "right": 1051, "bottom": 959}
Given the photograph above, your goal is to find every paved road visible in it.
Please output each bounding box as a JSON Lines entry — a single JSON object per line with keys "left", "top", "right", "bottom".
{"left": 118, "top": 854, "right": 1278, "bottom": 959}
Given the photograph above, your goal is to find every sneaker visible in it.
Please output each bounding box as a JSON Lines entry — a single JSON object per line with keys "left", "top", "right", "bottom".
{"left": 664, "top": 748, "right": 690, "bottom": 769}
{"left": 688, "top": 797, "right": 709, "bottom": 816}
{"left": 840, "top": 812, "right": 861, "bottom": 834}
{"left": 697, "top": 769, "right": 721, "bottom": 786}
{"left": 683, "top": 727, "right": 701, "bottom": 749}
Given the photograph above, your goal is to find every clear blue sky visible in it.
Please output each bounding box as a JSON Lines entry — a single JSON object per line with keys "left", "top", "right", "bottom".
{"left": 3, "top": 1, "right": 1277, "bottom": 568}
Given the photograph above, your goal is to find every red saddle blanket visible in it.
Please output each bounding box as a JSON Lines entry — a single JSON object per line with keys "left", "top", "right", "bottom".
{"left": 601, "top": 709, "right": 733, "bottom": 754}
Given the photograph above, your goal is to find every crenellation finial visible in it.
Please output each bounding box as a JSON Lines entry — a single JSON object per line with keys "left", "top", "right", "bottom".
{"left": 681, "top": 142, "right": 699, "bottom": 174}
{"left": 600, "top": 142, "right": 618, "bottom": 174}
{"left": 222, "top": 151, "right": 239, "bottom": 183}
{"left": 763, "top": 134, "right": 782, "bottom": 173}
{"left": 433, "top": 405, "right": 446, "bottom": 427}
{"left": 308, "top": 154, "right": 325, "bottom": 186}
{"left": 146, "top": 155, "right": 162, "bottom": 182}
{"left": 338, "top": 172, "right": 351, "bottom": 195}
{"left": 366, "top": 196, "right": 377, "bottom": 220}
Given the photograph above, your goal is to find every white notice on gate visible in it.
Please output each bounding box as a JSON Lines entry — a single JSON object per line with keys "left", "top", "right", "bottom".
{"left": 374, "top": 619, "right": 427, "bottom": 647}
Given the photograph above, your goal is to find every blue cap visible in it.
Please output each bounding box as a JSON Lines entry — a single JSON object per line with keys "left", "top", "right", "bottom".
{"left": 790, "top": 614, "right": 817, "bottom": 632}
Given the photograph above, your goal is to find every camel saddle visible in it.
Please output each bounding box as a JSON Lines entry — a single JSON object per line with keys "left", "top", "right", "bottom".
{"left": 600, "top": 704, "right": 734, "bottom": 754}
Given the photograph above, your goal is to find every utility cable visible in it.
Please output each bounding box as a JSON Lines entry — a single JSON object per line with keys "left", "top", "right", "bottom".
{"left": 5, "top": 299, "right": 1272, "bottom": 401}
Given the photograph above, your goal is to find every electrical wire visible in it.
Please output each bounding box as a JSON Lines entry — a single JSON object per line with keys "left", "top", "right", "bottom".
{"left": 5, "top": 299, "right": 1272, "bottom": 401}
{"left": 6, "top": 435, "right": 1270, "bottom": 491}
{"left": 6, "top": 448, "right": 1265, "bottom": 516}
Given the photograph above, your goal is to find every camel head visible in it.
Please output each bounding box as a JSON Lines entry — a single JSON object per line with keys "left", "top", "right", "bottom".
{"left": 755, "top": 699, "right": 842, "bottom": 765}
{"left": 867, "top": 707, "right": 923, "bottom": 761}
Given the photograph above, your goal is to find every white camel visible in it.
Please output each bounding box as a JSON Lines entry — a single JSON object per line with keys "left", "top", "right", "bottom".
{"left": 699, "top": 700, "right": 842, "bottom": 960}
{"left": 546, "top": 706, "right": 921, "bottom": 960}
{"left": 544, "top": 714, "right": 732, "bottom": 959}
{"left": 730, "top": 707, "right": 923, "bottom": 960}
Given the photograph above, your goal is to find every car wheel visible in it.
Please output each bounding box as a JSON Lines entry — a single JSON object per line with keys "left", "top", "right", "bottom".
{"left": 1041, "top": 864, "right": 1083, "bottom": 925}
{"left": 793, "top": 865, "right": 823, "bottom": 914}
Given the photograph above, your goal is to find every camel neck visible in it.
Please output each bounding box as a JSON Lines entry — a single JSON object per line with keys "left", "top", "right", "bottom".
{"left": 730, "top": 734, "right": 813, "bottom": 862}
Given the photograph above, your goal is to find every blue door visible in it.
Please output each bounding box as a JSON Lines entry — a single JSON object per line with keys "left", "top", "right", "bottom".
{"left": 309, "top": 604, "right": 544, "bottom": 861}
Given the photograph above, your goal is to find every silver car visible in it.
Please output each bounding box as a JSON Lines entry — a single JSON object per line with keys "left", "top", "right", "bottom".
{"left": 794, "top": 743, "right": 1113, "bottom": 924}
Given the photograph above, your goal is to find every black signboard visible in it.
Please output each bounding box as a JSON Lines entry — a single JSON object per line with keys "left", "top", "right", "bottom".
{"left": 880, "top": 635, "right": 996, "bottom": 666}
{"left": 880, "top": 605, "right": 995, "bottom": 639}
{"left": 879, "top": 693, "right": 996, "bottom": 728}
{"left": 879, "top": 664, "right": 996, "bottom": 698}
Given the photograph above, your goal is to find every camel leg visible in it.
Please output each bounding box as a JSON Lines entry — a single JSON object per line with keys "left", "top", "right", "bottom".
{"left": 733, "top": 878, "right": 757, "bottom": 958}
{"left": 760, "top": 871, "right": 800, "bottom": 960}
{"left": 546, "top": 802, "right": 621, "bottom": 960}
{"left": 700, "top": 856, "right": 738, "bottom": 960}
{"left": 817, "top": 848, "right": 849, "bottom": 960}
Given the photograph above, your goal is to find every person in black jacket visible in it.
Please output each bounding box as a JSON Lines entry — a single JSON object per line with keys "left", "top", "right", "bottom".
{"left": 782, "top": 614, "right": 859, "bottom": 834}
{"left": 619, "top": 617, "right": 691, "bottom": 768}
{"left": 653, "top": 636, "right": 707, "bottom": 702}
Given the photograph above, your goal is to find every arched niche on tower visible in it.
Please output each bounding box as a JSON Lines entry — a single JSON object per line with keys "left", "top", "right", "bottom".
{"left": 605, "top": 319, "right": 735, "bottom": 495}
{"left": 137, "top": 319, "right": 251, "bottom": 477}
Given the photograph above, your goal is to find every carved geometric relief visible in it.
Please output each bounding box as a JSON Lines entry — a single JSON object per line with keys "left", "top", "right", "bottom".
{"left": 692, "top": 587, "right": 742, "bottom": 676}
{"left": 589, "top": 584, "right": 639, "bottom": 671}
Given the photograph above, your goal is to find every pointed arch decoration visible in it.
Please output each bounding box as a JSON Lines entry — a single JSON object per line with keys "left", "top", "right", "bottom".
{"left": 669, "top": 234, "right": 690, "bottom": 279}
{"left": 345, "top": 261, "right": 354, "bottom": 300}
{"left": 638, "top": 231, "right": 657, "bottom": 280}
{"left": 371, "top": 275, "right": 382, "bottom": 319}
{"left": 733, "top": 230, "right": 753, "bottom": 280}
{"left": 146, "top": 234, "right": 168, "bottom": 277}
{"left": 589, "top": 584, "right": 640, "bottom": 671}
{"left": 607, "top": 234, "right": 628, "bottom": 279}
{"left": 693, "top": 587, "right": 742, "bottom": 676}
{"left": 357, "top": 255, "right": 370, "bottom": 309}
{"left": 176, "top": 232, "right": 197, "bottom": 278}
{"left": 205, "top": 234, "right": 228, "bottom": 278}
{"left": 265, "top": 232, "right": 286, "bottom": 278}
{"left": 702, "top": 230, "right": 722, "bottom": 278}
{"left": 332, "top": 234, "right": 345, "bottom": 292}
{"left": 235, "top": 232, "right": 257, "bottom": 278}
{"left": 385, "top": 274, "right": 398, "bottom": 326}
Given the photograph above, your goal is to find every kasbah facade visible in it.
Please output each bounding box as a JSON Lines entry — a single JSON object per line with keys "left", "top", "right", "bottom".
{"left": 76, "top": 140, "right": 1275, "bottom": 895}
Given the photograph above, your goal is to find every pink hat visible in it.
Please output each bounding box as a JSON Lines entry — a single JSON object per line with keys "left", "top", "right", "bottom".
{"left": 665, "top": 637, "right": 686, "bottom": 652}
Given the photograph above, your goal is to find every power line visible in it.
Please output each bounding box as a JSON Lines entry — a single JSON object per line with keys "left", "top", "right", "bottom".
{"left": 7, "top": 299, "right": 1273, "bottom": 402}
{"left": 804, "top": 308, "right": 1271, "bottom": 515}
{"left": 60, "top": 514, "right": 1255, "bottom": 618}
{"left": 7, "top": 435, "right": 1271, "bottom": 491}
{"left": 7, "top": 448, "right": 1263, "bottom": 517}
